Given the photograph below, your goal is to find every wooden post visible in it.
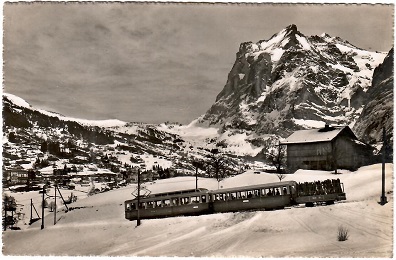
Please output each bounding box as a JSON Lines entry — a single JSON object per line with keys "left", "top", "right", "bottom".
{"left": 380, "top": 127, "right": 387, "bottom": 205}
{"left": 4, "top": 197, "right": 7, "bottom": 231}
{"left": 30, "top": 199, "right": 33, "bottom": 223}
{"left": 195, "top": 166, "right": 198, "bottom": 190}
{"left": 56, "top": 185, "right": 69, "bottom": 212}
{"left": 41, "top": 186, "right": 45, "bottom": 230}
{"left": 136, "top": 168, "right": 141, "bottom": 227}
{"left": 54, "top": 183, "right": 57, "bottom": 225}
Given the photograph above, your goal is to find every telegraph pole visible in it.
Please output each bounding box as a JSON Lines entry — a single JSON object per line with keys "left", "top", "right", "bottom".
{"left": 54, "top": 183, "right": 57, "bottom": 225}
{"left": 195, "top": 164, "right": 198, "bottom": 190}
{"left": 380, "top": 127, "right": 387, "bottom": 205}
{"left": 3, "top": 197, "right": 7, "bottom": 231}
{"left": 30, "top": 199, "right": 33, "bottom": 223}
{"left": 41, "top": 185, "right": 45, "bottom": 230}
{"left": 136, "top": 168, "right": 141, "bottom": 227}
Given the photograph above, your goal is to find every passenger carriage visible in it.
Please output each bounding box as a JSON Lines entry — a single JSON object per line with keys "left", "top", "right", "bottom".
{"left": 125, "top": 188, "right": 211, "bottom": 220}
{"left": 124, "top": 179, "right": 347, "bottom": 221}
{"left": 294, "top": 179, "right": 346, "bottom": 206}
{"left": 210, "top": 181, "right": 298, "bottom": 213}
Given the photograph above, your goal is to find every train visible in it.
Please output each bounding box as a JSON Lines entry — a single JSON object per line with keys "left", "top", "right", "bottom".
{"left": 124, "top": 179, "right": 346, "bottom": 221}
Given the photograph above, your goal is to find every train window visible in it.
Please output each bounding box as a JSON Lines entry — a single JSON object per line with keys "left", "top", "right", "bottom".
{"left": 191, "top": 196, "right": 199, "bottom": 203}
{"left": 247, "top": 191, "right": 253, "bottom": 198}
{"left": 131, "top": 203, "right": 137, "bottom": 209}
{"left": 240, "top": 191, "right": 247, "bottom": 199}
{"left": 282, "top": 187, "right": 288, "bottom": 195}
{"left": 172, "top": 198, "right": 179, "bottom": 206}
{"left": 254, "top": 189, "right": 260, "bottom": 197}
{"left": 266, "top": 189, "right": 273, "bottom": 196}
{"left": 181, "top": 197, "right": 190, "bottom": 204}
{"left": 201, "top": 195, "right": 206, "bottom": 203}
{"left": 155, "top": 200, "right": 162, "bottom": 208}
{"left": 163, "top": 199, "right": 171, "bottom": 207}
{"left": 230, "top": 192, "right": 237, "bottom": 200}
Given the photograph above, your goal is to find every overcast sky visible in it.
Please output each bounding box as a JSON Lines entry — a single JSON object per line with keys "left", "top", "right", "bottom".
{"left": 3, "top": 3, "right": 394, "bottom": 124}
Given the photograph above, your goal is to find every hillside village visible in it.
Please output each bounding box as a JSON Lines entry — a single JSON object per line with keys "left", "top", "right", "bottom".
{"left": 3, "top": 93, "right": 254, "bottom": 196}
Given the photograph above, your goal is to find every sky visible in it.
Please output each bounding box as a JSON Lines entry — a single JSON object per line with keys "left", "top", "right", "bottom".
{"left": 3, "top": 2, "right": 394, "bottom": 124}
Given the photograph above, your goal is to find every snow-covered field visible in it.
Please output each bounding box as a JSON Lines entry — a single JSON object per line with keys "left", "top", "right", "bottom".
{"left": 2, "top": 163, "right": 393, "bottom": 257}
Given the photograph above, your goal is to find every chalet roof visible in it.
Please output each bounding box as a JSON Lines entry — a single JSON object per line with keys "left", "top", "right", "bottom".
{"left": 280, "top": 125, "right": 356, "bottom": 145}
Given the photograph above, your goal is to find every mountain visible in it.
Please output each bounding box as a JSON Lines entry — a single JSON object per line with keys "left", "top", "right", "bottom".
{"left": 2, "top": 93, "right": 245, "bottom": 177}
{"left": 197, "top": 24, "right": 387, "bottom": 143}
{"left": 353, "top": 48, "right": 394, "bottom": 146}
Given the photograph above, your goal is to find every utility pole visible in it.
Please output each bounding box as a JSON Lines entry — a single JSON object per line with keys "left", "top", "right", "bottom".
{"left": 30, "top": 199, "right": 33, "bottom": 223}
{"left": 193, "top": 161, "right": 201, "bottom": 190}
{"left": 41, "top": 185, "right": 45, "bottom": 230}
{"left": 54, "top": 182, "right": 57, "bottom": 225}
{"left": 136, "top": 168, "right": 141, "bottom": 227}
{"left": 3, "top": 197, "right": 7, "bottom": 231}
{"left": 380, "top": 127, "right": 388, "bottom": 205}
{"left": 195, "top": 166, "right": 198, "bottom": 190}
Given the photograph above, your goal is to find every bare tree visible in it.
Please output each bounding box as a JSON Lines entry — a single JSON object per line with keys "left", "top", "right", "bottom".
{"left": 276, "top": 173, "right": 286, "bottom": 182}
{"left": 205, "top": 149, "right": 231, "bottom": 187}
{"left": 264, "top": 142, "right": 287, "bottom": 174}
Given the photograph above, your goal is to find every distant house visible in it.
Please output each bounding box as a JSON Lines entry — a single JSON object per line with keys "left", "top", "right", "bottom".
{"left": 280, "top": 125, "right": 374, "bottom": 172}
{"left": 3, "top": 168, "right": 39, "bottom": 187}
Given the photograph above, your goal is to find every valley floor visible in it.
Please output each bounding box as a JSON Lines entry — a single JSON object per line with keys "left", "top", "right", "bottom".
{"left": 2, "top": 164, "right": 394, "bottom": 257}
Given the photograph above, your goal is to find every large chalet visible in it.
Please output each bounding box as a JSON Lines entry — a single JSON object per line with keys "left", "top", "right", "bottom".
{"left": 280, "top": 125, "right": 374, "bottom": 173}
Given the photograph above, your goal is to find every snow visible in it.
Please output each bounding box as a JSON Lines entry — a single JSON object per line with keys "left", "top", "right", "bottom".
{"left": 296, "top": 34, "right": 311, "bottom": 50}
{"left": 158, "top": 120, "right": 219, "bottom": 144}
{"left": 218, "top": 131, "right": 262, "bottom": 156}
{"left": 3, "top": 163, "right": 393, "bottom": 257}
{"left": 72, "top": 119, "right": 127, "bottom": 128}
{"left": 4, "top": 93, "right": 127, "bottom": 128}
{"left": 3, "top": 93, "right": 31, "bottom": 108}
{"left": 259, "top": 29, "right": 287, "bottom": 50}
{"left": 281, "top": 126, "right": 350, "bottom": 144}
{"left": 269, "top": 48, "right": 285, "bottom": 63}
{"left": 292, "top": 118, "right": 326, "bottom": 129}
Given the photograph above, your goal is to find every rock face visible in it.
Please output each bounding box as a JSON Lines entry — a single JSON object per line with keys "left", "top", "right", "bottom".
{"left": 353, "top": 48, "right": 393, "bottom": 145}
{"left": 198, "top": 24, "right": 387, "bottom": 140}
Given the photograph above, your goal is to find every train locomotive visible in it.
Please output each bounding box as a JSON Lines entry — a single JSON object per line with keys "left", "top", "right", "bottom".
{"left": 124, "top": 179, "right": 346, "bottom": 221}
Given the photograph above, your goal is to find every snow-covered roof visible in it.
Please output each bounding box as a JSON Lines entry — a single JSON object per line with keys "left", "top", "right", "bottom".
{"left": 280, "top": 126, "right": 355, "bottom": 145}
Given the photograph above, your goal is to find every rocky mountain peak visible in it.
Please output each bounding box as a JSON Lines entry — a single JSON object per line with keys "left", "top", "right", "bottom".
{"left": 285, "top": 24, "right": 298, "bottom": 33}
{"left": 198, "top": 25, "right": 388, "bottom": 144}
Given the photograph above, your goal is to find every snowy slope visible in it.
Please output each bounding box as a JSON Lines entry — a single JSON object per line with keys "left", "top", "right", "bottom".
{"left": 3, "top": 163, "right": 393, "bottom": 257}
{"left": 3, "top": 93, "right": 127, "bottom": 128}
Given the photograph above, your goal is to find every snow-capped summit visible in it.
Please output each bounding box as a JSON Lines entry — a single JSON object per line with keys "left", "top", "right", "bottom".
{"left": 197, "top": 25, "right": 389, "bottom": 144}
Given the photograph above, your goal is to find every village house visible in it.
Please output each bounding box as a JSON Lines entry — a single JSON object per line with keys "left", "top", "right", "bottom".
{"left": 280, "top": 125, "right": 374, "bottom": 173}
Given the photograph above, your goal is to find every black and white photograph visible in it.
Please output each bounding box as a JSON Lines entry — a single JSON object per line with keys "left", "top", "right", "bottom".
{"left": 2, "top": 1, "right": 394, "bottom": 257}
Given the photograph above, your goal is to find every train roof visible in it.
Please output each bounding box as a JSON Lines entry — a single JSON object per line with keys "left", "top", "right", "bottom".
{"left": 210, "top": 181, "right": 297, "bottom": 194}
{"left": 125, "top": 188, "right": 209, "bottom": 202}
{"left": 147, "top": 188, "right": 208, "bottom": 198}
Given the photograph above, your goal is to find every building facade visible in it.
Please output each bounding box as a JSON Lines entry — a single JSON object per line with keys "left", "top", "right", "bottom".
{"left": 281, "top": 125, "right": 373, "bottom": 173}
